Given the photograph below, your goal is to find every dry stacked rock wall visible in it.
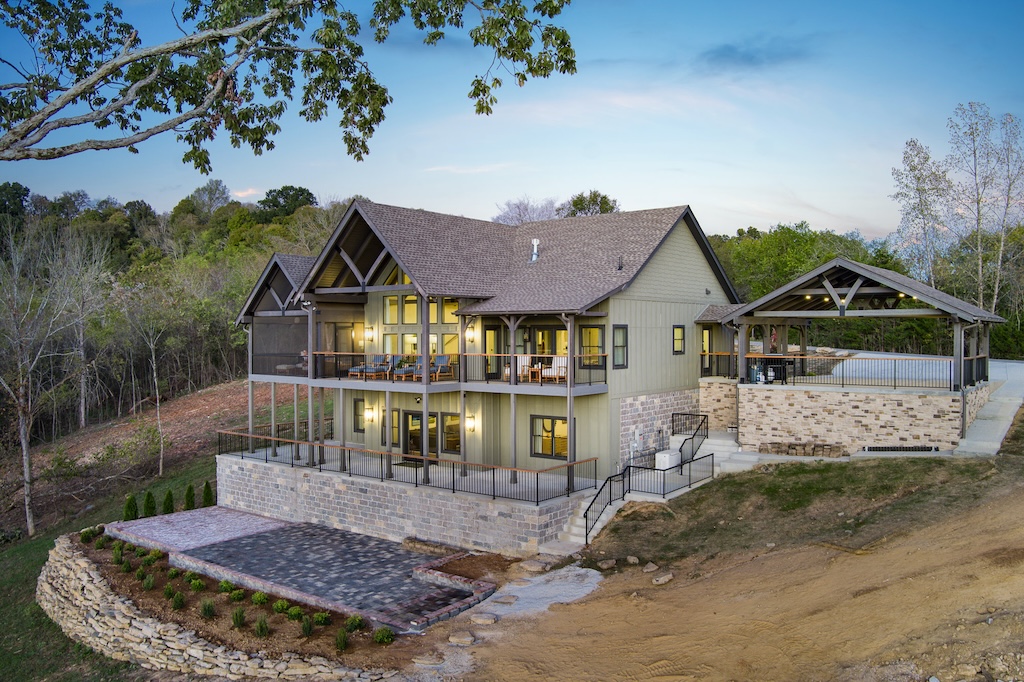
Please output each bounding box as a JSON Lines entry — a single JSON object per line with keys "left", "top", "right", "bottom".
{"left": 36, "top": 535, "right": 393, "bottom": 680}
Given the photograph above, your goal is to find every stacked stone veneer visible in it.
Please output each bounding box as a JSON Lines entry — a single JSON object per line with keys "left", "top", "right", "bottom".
{"left": 738, "top": 384, "right": 964, "bottom": 453}
{"left": 965, "top": 382, "right": 992, "bottom": 430}
{"left": 36, "top": 535, "right": 391, "bottom": 680}
{"left": 699, "top": 378, "right": 738, "bottom": 431}
{"left": 216, "top": 456, "right": 577, "bottom": 558}
{"left": 618, "top": 389, "right": 699, "bottom": 470}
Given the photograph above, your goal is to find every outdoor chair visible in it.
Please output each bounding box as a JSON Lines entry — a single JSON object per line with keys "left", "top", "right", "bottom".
{"left": 432, "top": 355, "right": 454, "bottom": 381}
{"left": 367, "top": 355, "right": 398, "bottom": 379}
{"left": 394, "top": 357, "right": 421, "bottom": 381}
{"left": 541, "top": 355, "right": 568, "bottom": 383}
{"left": 347, "top": 354, "right": 384, "bottom": 379}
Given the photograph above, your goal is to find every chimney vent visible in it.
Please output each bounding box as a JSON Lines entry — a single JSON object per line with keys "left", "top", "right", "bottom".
{"left": 530, "top": 238, "right": 540, "bottom": 262}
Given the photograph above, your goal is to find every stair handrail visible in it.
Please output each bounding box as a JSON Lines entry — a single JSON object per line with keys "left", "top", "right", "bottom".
{"left": 672, "top": 413, "right": 708, "bottom": 464}
{"left": 583, "top": 470, "right": 627, "bottom": 544}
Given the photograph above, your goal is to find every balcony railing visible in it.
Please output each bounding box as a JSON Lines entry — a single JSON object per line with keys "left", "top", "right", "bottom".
{"left": 217, "top": 429, "right": 599, "bottom": 505}
{"left": 256, "top": 352, "right": 608, "bottom": 387}
{"left": 700, "top": 352, "right": 982, "bottom": 391}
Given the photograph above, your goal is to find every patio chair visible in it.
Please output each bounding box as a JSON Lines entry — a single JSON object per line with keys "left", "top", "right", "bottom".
{"left": 367, "top": 354, "right": 398, "bottom": 379}
{"left": 504, "top": 354, "right": 533, "bottom": 382}
{"left": 432, "top": 355, "right": 454, "bottom": 381}
{"left": 541, "top": 355, "right": 568, "bottom": 383}
{"left": 394, "top": 356, "right": 421, "bottom": 381}
{"left": 348, "top": 354, "right": 384, "bottom": 379}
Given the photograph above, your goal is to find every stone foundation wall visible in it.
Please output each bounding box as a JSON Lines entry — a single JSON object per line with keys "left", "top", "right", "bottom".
{"left": 216, "top": 456, "right": 578, "bottom": 557}
{"left": 965, "top": 382, "right": 992, "bottom": 430}
{"left": 738, "top": 385, "right": 963, "bottom": 453}
{"left": 35, "top": 535, "right": 387, "bottom": 680}
{"left": 699, "top": 378, "right": 738, "bottom": 431}
{"left": 618, "top": 389, "right": 699, "bottom": 470}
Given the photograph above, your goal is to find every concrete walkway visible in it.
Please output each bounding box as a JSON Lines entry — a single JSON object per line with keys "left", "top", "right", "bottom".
{"left": 105, "top": 507, "right": 495, "bottom": 632}
{"left": 955, "top": 359, "right": 1024, "bottom": 456}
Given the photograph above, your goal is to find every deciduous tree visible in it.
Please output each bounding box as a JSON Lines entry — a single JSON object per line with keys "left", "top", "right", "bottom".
{"left": 492, "top": 195, "right": 558, "bottom": 225}
{"left": 556, "top": 190, "right": 620, "bottom": 218}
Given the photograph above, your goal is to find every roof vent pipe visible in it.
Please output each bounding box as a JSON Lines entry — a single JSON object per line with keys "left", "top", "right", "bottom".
{"left": 530, "top": 238, "right": 540, "bottom": 263}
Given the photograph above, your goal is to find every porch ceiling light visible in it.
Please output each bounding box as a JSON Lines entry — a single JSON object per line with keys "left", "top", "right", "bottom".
{"left": 805, "top": 295, "right": 811, "bottom": 300}
{"left": 898, "top": 292, "right": 906, "bottom": 298}
{"left": 824, "top": 296, "right": 830, "bottom": 302}
{"left": 466, "top": 415, "right": 476, "bottom": 432}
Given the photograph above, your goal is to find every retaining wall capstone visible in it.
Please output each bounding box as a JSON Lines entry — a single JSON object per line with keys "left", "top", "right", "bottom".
{"left": 35, "top": 535, "right": 395, "bottom": 680}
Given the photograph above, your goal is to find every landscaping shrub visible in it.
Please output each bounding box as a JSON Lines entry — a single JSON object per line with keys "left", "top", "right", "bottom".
{"left": 79, "top": 527, "right": 97, "bottom": 544}
{"left": 167, "top": 567, "right": 181, "bottom": 579}
{"left": 254, "top": 615, "right": 269, "bottom": 638}
{"left": 200, "top": 599, "right": 216, "bottom": 619}
{"left": 312, "top": 612, "right": 331, "bottom": 626}
{"left": 184, "top": 483, "right": 196, "bottom": 510}
{"left": 218, "top": 579, "right": 233, "bottom": 593}
{"left": 134, "top": 567, "right": 146, "bottom": 581}
{"left": 134, "top": 546, "right": 148, "bottom": 557}
{"left": 229, "top": 589, "right": 246, "bottom": 602}
{"left": 335, "top": 629, "right": 348, "bottom": 652}
{"left": 111, "top": 545, "right": 123, "bottom": 565}
{"left": 142, "top": 491, "right": 156, "bottom": 518}
{"left": 123, "top": 494, "right": 138, "bottom": 521}
{"left": 301, "top": 615, "right": 313, "bottom": 637}
{"left": 119, "top": 559, "right": 132, "bottom": 573}
{"left": 94, "top": 536, "right": 109, "bottom": 550}
{"left": 140, "top": 554, "right": 157, "bottom": 567}
{"left": 171, "top": 592, "right": 185, "bottom": 610}
{"left": 251, "top": 591, "right": 268, "bottom": 606}
{"left": 287, "top": 605, "right": 303, "bottom": 621}
{"left": 182, "top": 571, "right": 197, "bottom": 583}
{"left": 231, "top": 607, "right": 246, "bottom": 629}
{"left": 163, "top": 584, "right": 175, "bottom": 599}
{"left": 142, "top": 574, "right": 155, "bottom": 591}
{"left": 272, "top": 599, "right": 289, "bottom": 614}
{"left": 373, "top": 627, "right": 395, "bottom": 645}
{"left": 344, "top": 615, "right": 365, "bottom": 632}
{"left": 162, "top": 490, "right": 174, "bottom": 515}
{"left": 190, "top": 578, "right": 205, "bottom": 592}
{"left": 201, "top": 481, "right": 214, "bottom": 507}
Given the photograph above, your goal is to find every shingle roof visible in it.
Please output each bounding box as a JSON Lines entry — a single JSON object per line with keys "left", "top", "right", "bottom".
{"left": 696, "top": 303, "right": 745, "bottom": 323}
{"left": 276, "top": 254, "right": 317, "bottom": 289}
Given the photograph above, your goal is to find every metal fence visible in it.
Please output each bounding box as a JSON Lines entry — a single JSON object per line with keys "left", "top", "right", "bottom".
{"left": 671, "top": 413, "right": 708, "bottom": 462}
{"left": 217, "top": 429, "right": 598, "bottom": 505}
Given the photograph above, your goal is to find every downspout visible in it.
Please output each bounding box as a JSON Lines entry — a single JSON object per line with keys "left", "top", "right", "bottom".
{"left": 246, "top": 325, "right": 254, "bottom": 453}
{"left": 420, "top": 294, "right": 430, "bottom": 484}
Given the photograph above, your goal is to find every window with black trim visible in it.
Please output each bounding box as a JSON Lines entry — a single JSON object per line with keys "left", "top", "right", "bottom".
{"left": 612, "top": 325, "right": 628, "bottom": 369}
{"left": 579, "top": 325, "right": 604, "bottom": 368}
{"left": 353, "top": 397, "right": 365, "bottom": 433}
{"left": 673, "top": 325, "right": 685, "bottom": 354}
{"left": 383, "top": 296, "right": 398, "bottom": 325}
{"left": 441, "top": 413, "right": 460, "bottom": 453}
{"left": 402, "top": 294, "right": 418, "bottom": 324}
{"left": 531, "top": 415, "right": 568, "bottom": 458}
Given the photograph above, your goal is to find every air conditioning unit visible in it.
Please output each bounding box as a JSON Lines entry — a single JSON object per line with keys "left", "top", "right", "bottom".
{"left": 655, "top": 450, "right": 680, "bottom": 469}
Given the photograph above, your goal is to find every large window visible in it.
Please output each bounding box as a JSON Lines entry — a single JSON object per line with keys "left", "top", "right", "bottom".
{"left": 383, "top": 333, "right": 398, "bottom": 355}
{"left": 402, "top": 294, "right": 419, "bottom": 324}
{"left": 442, "top": 333, "right": 459, "bottom": 355}
{"left": 383, "top": 296, "right": 399, "bottom": 325}
{"left": 353, "top": 398, "right": 365, "bottom": 433}
{"left": 531, "top": 416, "right": 568, "bottom": 458}
{"left": 580, "top": 325, "right": 604, "bottom": 368}
{"left": 401, "top": 333, "right": 418, "bottom": 355}
{"left": 673, "top": 325, "right": 685, "bottom": 354}
{"left": 442, "top": 413, "right": 460, "bottom": 453}
{"left": 442, "top": 298, "right": 459, "bottom": 324}
{"left": 612, "top": 325, "right": 628, "bottom": 369}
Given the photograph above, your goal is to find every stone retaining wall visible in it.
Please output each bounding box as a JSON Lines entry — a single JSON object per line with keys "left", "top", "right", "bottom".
{"left": 699, "top": 378, "right": 738, "bottom": 431}
{"left": 965, "top": 382, "right": 992, "bottom": 430}
{"left": 36, "top": 535, "right": 392, "bottom": 680}
{"left": 738, "top": 384, "right": 963, "bottom": 453}
{"left": 216, "top": 456, "right": 578, "bottom": 557}
{"left": 619, "top": 388, "right": 699, "bottom": 470}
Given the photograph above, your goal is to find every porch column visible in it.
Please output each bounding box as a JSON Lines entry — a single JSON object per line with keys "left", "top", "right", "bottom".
{"left": 338, "top": 386, "right": 346, "bottom": 472}
{"left": 565, "top": 313, "right": 576, "bottom": 491}
{"left": 510, "top": 392, "right": 518, "bottom": 484}
{"left": 307, "top": 302, "right": 316, "bottom": 465}
{"left": 501, "top": 315, "right": 525, "bottom": 384}
{"left": 318, "top": 386, "right": 325, "bottom": 464}
{"left": 738, "top": 323, "right": 750, "bottom": 383}
{"left": 421, "top": 294, "right": 431, "bottom": 485}
{"left": 980, "top": 323, "right": 991, "bottom": 381}
{"left": 247, "top": 379, "right": 255, "bottom": 454}
{"left": 384, "top": 389, "right": 392, "bottom": 478}
{"left": 459, "top": 389, "right": 468, "bottom": 476}
{"left": 292, "top": 384, "right": 299, "bottom": 461}
{"left": 459, "top": 312, "right": 468, "bottom": 382}
{"left": 952, "top": 320, "right": 963, "bottom": 391}
{"left": 799, "top": 325, "right": 808, "bottom": 376}
{"left": 306, "top": 384, "right": 315, "bottom": 465}
{"left": 270, "top": 382, "right": 277, "bottom": 458}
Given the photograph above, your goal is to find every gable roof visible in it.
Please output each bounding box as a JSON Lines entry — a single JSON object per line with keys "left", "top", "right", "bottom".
{"left": 295, "top": 200, "right": 739, "bottom": 315}
{"left": 714, "top": 257, "right": 1004, "bottom": 324}
{"left": 236, "top": 253, "right": 317, "bottom": 324}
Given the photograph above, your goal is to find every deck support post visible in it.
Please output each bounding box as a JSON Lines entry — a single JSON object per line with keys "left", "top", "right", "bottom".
{"left": 384, "top": 389, "right": 392, "bottom": 478}
{"left": 292, "top": 384, "right": 299, "bottom": 461}
{"left": 952, "top": 320, "right": 963, "bottom": 391}
{"left": 420, "top": 293, "right": 431, "bottom": 485}
{"left": 270, "top": 382, "right": 277, "bottom": 458}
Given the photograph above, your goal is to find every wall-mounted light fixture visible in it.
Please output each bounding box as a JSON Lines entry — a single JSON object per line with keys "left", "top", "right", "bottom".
{"left": 364, "top": 407, "right": 375, "bottom": 423}
{"left": 365, "top": 326, "right": 375, "bottom": 343}
{"left": 466, "top": 325, "right": 476, "bottom": 344}
{"left": 466, "top": 415, "right": 476, "bottom": 432}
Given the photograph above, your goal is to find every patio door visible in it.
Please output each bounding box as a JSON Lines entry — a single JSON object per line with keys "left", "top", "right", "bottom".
{"left": 403, "top": 411, "right": 438, "bottom": 459}
{"left": 702, "top": 328, "right": 712, "bottom": 375}
{"left": 484, "top": 325, "right": 507, "bottom": 379}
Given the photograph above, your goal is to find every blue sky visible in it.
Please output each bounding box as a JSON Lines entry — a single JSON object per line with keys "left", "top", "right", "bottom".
{"left": 3, "top": 0, "right": 1023, "bottom": 239}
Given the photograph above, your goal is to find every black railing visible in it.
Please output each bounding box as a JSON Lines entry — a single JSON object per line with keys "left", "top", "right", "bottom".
{"left": 250, "top": 418, "right": 334, "bottom": 443}
{"left": 701, "top": 352, "right": 737, "bottom": 378}
{"left": 963, "top": 356, "right": 988, "bottom": 388}
{"left": 252, "top": 353, "right": 308, "bottom": 377}
{"left": 218, "top": 429, "right": 598, "bottom": 505}
{"left": 582, "top": 454, "right": 715, "bottom": 543}
{"left": 672, "top": 413, "right": 708, "bottom": 462}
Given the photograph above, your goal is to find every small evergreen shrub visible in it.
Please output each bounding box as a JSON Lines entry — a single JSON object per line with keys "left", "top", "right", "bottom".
{"left": 184, "top": 483, "right": 196, "bottom": 510}
{"left": 171, "top": 592, "right": 185, "bottom": 610}
{"left": 312, "top": 612, "right": 331, "bottom": 626}
{"left": 162, "top": 489, "right": 174, "bottom": 514}
{"left": 344, "top": 615, "right": 365, "bottom": 632}
{"left": 140, "top": 555, "right": 157, "bottom": 567}
{"left": 272, "top": 599, "right": 289, "bottom": 614}
{"left": 120, "top": 559, "right": 132, "bottom": 573}
{"left": 134, "top": 567, "right": 146, "bottom": 581}
{"left": 123, "top": 494, "right": 138, "bottom": 521}
{"left": 200, "top": 599, "right": 216, "bottom": 619}
{"left": 134, "top": 546, "right": 148, "bottom": 557}
{"left": 79, "top": 527, "right": 97, "bottom": 544}
{"left": 142, "top": 491, "right": 156, "bottom": 518}
{"left": 182, "top": 571, "right": 197, "bottom": 583}
{"left": 372, "top": 627, "right": 395, "bottom": 645}
{"left": 111, "top": 546, "right": 123, "bottom": 565}
{"left": 163, "top": 584, "right": 175, "bottom": 599}
{"left": 201, "top": 481, "right": 214, "bottom": 507}
{"left": 287, "top": 605, "right": 303, "bottom": 621}
{"left": 190, "top": 578, "right": 205, "bottom": 592}
{"left": 148, "top": 549, "right": 163, "bottom": 560}
{"left": 251, "top": 591, "right": 269, "bottom": 606}
{"left": 254, "top": 615, "right": 269, "bottom": 638}
{"left": 124, "top": 544, "right": 136, "bottom": 553}
{"left": 301, "top": 615, "right": 313, "bottom": 637}
{"left": 218, "top": 579, "right": 234, "bottom": 593}
{"left": 94, "top": 536, "right": 109, "bottom": 550}
{"left": 167, "top": 567, "right": 181, "bottom": 580}
{"left": 229, "top": 589, "right": 246, "bottom": 602}
{"left": 231, "top": 607, "right": 246, "bottom": 629}
{"left": 142, "top": 574, "right": 155, "bottom": 591}
{"left": 111, "top": 540, "right": 124, "bottom": 552}
{"left": 335, "top": 629, "right": 348, "bottom": 652}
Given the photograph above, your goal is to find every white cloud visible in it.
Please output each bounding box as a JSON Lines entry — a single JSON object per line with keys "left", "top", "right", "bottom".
{"left": 423, "top": 163, "right": 514, "bottom": 174}
{"left": 233, "top": 187, "right": 261, "bottom": 198}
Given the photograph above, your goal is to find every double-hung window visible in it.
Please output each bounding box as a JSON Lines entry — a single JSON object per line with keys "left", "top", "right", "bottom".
{"left": 531, "top": 416, "right": 568, "bottom": 458}
{"left": 612, "top": 325, "right": 628, "bottom": 369}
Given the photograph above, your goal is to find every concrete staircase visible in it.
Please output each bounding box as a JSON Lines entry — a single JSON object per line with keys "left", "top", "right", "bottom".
{"left": 538, "top": 491, "right": 624, "bottom": 556}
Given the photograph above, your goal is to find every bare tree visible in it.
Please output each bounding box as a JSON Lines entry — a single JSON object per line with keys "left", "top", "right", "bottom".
{"left": 492, "top": 195, "right": 558, "bottom": 225}
{"left": 0, "top": 221, "right": 78, "bottom": 535}
{"left": 890, "top": 139, "right": 951, "bottom": 287}
{"left": 990, "top": 113, "right": 1024, "bottom": 312}
{"left": 64, "top": 236, "right": 111, "bottom": 428}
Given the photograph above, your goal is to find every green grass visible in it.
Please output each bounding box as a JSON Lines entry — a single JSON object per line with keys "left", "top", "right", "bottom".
{"left": 0, "top": 455, "right": 216, "bottom": 681}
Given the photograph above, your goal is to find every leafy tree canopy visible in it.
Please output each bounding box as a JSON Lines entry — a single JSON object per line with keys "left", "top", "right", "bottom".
{"left": 257, "top": 185, "right": 317, "bottom": 222}
{"left": 0, "top": 0, "right": 576, "bottom": 172}
{"left": 556, "top": 189, "right": 620, "bottom": 218}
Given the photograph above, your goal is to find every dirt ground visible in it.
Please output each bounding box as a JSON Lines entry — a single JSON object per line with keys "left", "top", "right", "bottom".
{"left": 461, "top": 479, "right": 1024, "bottom": 682}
